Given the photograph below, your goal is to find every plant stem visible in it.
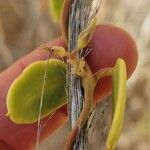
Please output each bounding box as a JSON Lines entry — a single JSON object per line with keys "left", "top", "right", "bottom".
{"left": 67, "top": 0, "right": 100, "bottom": 149}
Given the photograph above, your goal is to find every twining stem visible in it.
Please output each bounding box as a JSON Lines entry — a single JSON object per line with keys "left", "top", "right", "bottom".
{"left": 67, "top": 0, "right": 101, "bottom": 149}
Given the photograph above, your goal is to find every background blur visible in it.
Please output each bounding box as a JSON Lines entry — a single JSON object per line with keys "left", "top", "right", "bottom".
{"left": 0, "top": 0, "right": 149, "bottom": 149}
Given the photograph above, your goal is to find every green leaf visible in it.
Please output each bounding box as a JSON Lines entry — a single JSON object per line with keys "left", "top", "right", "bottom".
{"left": 6, "top": 59, "right": 67, "bottom": 124}
{"left": 49, "top": 0, "right": 64, "bottom": 22}
{"left": 106, "top": 58, "right": 127, "bottom": 150}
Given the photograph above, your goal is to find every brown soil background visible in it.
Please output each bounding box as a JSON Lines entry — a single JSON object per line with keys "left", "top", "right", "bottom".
{"left": 0, "top": 0, "right": 149, "bottom": 149}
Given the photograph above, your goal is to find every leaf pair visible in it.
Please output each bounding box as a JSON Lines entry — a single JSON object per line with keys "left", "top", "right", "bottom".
{"left": 6, "top": 58, "right": 127, "bottom": 150}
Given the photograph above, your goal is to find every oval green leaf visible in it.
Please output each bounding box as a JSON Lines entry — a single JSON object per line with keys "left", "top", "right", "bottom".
{"left": 106, "top": 58, "right": 127, "bottom": 150}
{"left": 6, "top": 59, "right": 66, "bottom": 124}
